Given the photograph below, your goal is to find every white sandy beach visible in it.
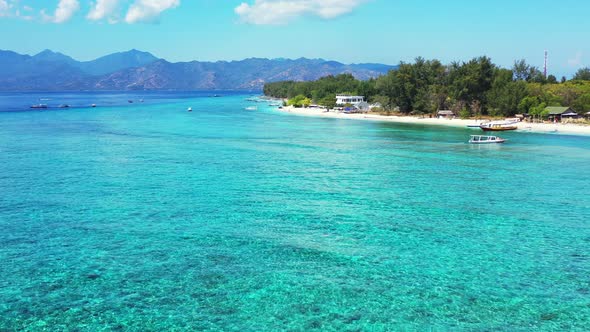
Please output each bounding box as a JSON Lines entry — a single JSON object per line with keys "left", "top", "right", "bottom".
{"left": 276, "top": 106, "right": 590, "bottom": 136}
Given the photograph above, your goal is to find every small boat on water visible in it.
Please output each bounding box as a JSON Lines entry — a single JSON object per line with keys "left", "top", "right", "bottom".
{"left": 479, "top": 122, "right": 517, "bottom": 131}
{"left": 245, "top": 106, "right": 257, "bottom": 111}
{"left": 58, "top": 104, "right": 70, "bottom": 108}
{"left": 467, "top": 121, "right": 487, "bottom": 128}
{"left": 91, "top": 104, "right": 97, "bottom": 108}
{"left": 128, "top": 100, "right": 134, "bottom": 103}
{"left": 469, "top": 135, "right": 506, "bottom": 144}
{"left": 187, "top": 107, "right": 192, "bottom": 112}
{"left": 30, "top": 104, "right": 48, "bottom": 109}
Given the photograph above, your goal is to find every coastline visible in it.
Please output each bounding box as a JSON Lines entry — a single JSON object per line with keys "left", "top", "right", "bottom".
{"left": 276, "top": 105, "right": 590, "bottom": 136}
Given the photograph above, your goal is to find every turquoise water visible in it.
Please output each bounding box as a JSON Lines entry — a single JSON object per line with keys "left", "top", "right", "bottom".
{"left": 1, "top": 93, "right": 589, "bottom": 331}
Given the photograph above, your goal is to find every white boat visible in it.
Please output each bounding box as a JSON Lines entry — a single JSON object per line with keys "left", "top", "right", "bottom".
{"left": 479, "top": 121, "right": 517, "bottom": 131}
{"left": 469, "top": 135, "right": 506, "bottom": 144}
{"left": 245, "top": 106, "right": 257, "bottom": 111}
{"left": 467, "top": 121, "right": 487, "bottom": 128}
{"left": 187, "top": 107, "right": 192, "bottom": 112}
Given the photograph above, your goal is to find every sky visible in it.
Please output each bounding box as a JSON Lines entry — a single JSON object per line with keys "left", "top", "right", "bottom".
{"left": 0, "top": 0, "right": 589, "bottom": 77}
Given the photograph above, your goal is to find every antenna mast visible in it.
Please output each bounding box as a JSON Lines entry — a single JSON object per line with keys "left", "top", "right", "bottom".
{"left": 544, "top": 50, "right": 548, "bottom": 78}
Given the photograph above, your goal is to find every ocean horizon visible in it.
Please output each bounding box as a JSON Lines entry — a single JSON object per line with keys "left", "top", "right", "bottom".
{"left": 1, "top": 92, "right": 589, "bottom": 330}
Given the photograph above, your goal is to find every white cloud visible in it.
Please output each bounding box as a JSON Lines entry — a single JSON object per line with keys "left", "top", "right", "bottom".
{"left": 43, "top": 0, "right": 80, "bottom": 23}
{"left": 234, "top": 0, "right": 367, "bottom": 25}
{"left": 0, "top": 0, "right": 13, "bottom": 17}
{"left": 568, "top": 51, "right": 583, "bottom": 67}
{"left": 125, "top": 0, "right": 179, "bottom": 23}
{"left": 87, "top": 0, "right": 121, "bottom": 21}
{"left": 1, "top": 0, "right": 35, "bottom": 20}
{"left": 3, "top": 0, "right": 179, "bottom": 24}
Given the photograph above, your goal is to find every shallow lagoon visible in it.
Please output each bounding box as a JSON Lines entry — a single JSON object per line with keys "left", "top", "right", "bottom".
{"left": 1, "top": 93, "right": 589, "bottom": 330}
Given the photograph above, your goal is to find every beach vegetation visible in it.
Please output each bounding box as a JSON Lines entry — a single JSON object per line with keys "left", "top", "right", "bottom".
{"left": 288, "top": 94, "right": 312, "bottom": 108}
{"left": 573, "top": 93, "right": 590, "bottom": 112}
{"left": 264, "top": 57, "right": 590, "bottom": 117}
{"left": 573, "top": 68, "right": 590, "bottom": 81}
{"left": 318, "top": 94, "right": 337, "bottom": 109}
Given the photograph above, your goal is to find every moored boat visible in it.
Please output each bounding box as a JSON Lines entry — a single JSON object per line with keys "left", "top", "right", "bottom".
{"left": 479, "top": 122, "right": 517, "bottom": 131}
{"left": 467, "top": 121, "right": 488, "bottom": 128}
{"left": 30, "top": 104, "right": 48, "bottom": 109}
{"left": 469, "top": 135, "right": 506, "bottom": 144}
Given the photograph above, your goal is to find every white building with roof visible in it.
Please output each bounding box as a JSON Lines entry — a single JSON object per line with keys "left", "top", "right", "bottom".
{"left": 336, "top": 95, "right": 365, "bottom": 106}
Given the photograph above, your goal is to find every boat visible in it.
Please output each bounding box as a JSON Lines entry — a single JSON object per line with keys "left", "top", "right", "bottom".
{"left": 245, "top": 106, "right": 257, "bottom": 111}
{"left": 468, "top": 135, "right": 506, "bottom": 144}
{"left": 91, "top": 104, "right": 97, "bottom": 108}
{"left": 128, "top": 100, "right": 134, "bottom": 103}
{"left": 30, "top": 104, "right": 48, "bottom": 109}
{"left": 58, "top": 104, "right": 70, "bottom": 108}
{"left": 187, "top": 107, "right": 192, "bottom": 112}
{"left": 467, "top": 121, "right": 487, "bottom": 128}
{"left": 479, "top": 122, "right": 517, "bottom": 131}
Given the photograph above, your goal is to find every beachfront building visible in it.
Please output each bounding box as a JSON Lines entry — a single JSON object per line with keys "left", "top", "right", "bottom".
{"left": 336, "top": 95, "right": 365, "bottom": 106}
{"left": 355, "top": 101, "right": 371, "bottom": 112}
{"left": 545, "top": 106, "right": 578, "bottom": 122}
{"left": 437, "top": 110, "right": 455, "bottom": 119}
{"left": 370, "top": 102, "right": 383, "bottom": 109}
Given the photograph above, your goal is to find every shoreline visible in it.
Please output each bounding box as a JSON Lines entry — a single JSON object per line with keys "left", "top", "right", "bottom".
{"left": 275, "top": 106, "right": 590, "bottom": 136}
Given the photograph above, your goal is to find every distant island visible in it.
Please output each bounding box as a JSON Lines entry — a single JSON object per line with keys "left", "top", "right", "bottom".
{"left": 263, "top": 57, "right": 590, "bottom": 120}
{"left": 0, "top": 49, "right": 396, "bottom": 91}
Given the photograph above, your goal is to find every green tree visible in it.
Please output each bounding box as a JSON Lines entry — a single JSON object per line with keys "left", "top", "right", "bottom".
{"left": 512, "top": 59, "right": 541, "bottom": 82}
{"left": 518, "top": 96, "right": 541, "bottom": 114}
{"left": 375, "top": 70, "right": 398, "bottom": 110}
{"left": 530, "top": 102, "right": 548, "bottom": 118}
{"left": 318, "top": 94, "right": 337, "bottom": 109}
{"left": 573, "top": 68, "right": 590, "bottom": 81}
{"left": 449, "top": 56, "right": 495, "bottom": 110}
{"left": 375, "top": 57, "right": 446, "bottom": 114}
{"left": 369, "top": 95, "right": 390, "bottom": 111}
{"left": 288, "top": 94, "right": 312, "bottom": 108}
{"left": 573, "top": 93, "right": 590, "bottom": 112}
{"left": 531, "top": 71, "right": 547, "bottom": 84}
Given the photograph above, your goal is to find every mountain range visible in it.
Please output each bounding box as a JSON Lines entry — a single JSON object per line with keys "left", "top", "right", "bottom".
{"left": 0, "top": 49, "right": 396, "bottom": 91}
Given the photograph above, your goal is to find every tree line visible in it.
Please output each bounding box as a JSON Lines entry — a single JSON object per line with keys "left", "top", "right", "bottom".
{"left": 263, "top": 57, "right": 590, "bottom": 117}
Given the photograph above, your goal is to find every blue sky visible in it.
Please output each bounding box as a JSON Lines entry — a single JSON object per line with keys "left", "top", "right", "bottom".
{"left": 1, "top": 0, "right": 588, "bottom": 77}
